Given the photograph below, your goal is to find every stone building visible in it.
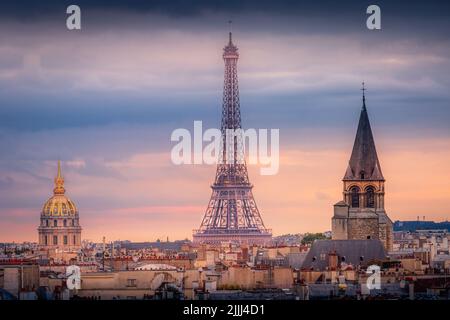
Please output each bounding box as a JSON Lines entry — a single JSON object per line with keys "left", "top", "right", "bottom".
{"left": 38, "top": 161, "right": 82, "bottom": 251}
{"left": 301, "top": 239, "right": 387, "bottom": 272}
{"left": 0, "top": 260, "right": 40, "bottom": 298}
{"left": 331, "top": 87, "right": 393, "bottom": 251}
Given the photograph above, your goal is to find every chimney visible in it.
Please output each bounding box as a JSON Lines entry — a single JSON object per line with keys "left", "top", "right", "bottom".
{"left": 328, "top": 251, "right": 338, "bottom": 270}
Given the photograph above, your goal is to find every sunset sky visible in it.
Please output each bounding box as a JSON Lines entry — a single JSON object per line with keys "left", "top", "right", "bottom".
{"left": 0, "top": 0, "right": 449, "bottom": 242}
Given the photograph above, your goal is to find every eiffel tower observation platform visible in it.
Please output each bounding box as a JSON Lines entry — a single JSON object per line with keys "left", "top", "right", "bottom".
{"left": 192, "top": 31, "right": 272, "bottom": 246}
{"left": 192, "top": 228, "right": 273, "bottom": 245}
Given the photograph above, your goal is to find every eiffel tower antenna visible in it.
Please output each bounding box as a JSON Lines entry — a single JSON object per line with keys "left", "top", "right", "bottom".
{"left": 193, "top": 31, "right": 272, "bottom": 245}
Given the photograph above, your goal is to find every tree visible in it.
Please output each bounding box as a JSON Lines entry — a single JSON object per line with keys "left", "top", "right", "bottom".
{"left": 301, "top": 233, "right": 327, "bottom": 245}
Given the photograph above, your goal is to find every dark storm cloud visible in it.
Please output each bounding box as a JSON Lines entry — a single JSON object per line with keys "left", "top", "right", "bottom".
{"left": 2, "top": 0, "right": 450, "bottom": 36}
{"left": 1, "top": 0, "right": 449, "bottom": 17}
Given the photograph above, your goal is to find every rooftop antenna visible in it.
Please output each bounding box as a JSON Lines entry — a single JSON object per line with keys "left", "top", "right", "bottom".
{"left": 228, "top": 20, "right": 233, "bottom": 43}
{"left": 102, "top": 236, "right": 106, "bottom": 272}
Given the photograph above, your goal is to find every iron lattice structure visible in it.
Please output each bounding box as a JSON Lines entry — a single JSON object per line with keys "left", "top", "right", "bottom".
{"left": 193, "top": 33, "right": 272, "bottom": 245}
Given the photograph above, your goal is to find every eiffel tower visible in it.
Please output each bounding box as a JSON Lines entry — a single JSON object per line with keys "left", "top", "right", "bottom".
{"left": 192, "top": 31, "right": 272, "bottom": 245}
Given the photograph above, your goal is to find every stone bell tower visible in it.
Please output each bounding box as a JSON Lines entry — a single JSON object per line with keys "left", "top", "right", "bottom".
{"left": 332, "top": 84, "right": 393, "bottom": 251}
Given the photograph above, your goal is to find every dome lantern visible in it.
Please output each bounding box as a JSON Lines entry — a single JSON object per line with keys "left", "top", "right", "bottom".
{"left": 53, "top": 160, "right": 65, "bottom": 195}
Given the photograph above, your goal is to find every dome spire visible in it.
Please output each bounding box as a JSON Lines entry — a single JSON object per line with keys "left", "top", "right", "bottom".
{"left": 54, "top": 160, "right": 65, "bottom": 195}
{"left": 57, "top": 159, "right": 62, "bottom": 179}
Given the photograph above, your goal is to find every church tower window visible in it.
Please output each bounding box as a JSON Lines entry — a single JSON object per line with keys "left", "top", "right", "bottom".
{"left": 366, "top": 186, "right": 375, "bottom": 208}
{"left": 350, "top": 187, "right": 360, "bottom": 208}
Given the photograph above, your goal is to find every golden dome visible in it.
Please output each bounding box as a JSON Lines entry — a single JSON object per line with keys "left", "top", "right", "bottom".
{"left": 41, "top": 161, "right": 78, "bottom": 217}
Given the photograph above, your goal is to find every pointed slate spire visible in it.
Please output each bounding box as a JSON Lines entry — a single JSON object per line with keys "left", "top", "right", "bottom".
{"left": 344, "top": 83, "right": 384, "bottom": 181}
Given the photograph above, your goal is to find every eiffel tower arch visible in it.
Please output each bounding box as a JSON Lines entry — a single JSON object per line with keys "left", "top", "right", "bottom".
{"left": 192, "top": 32, "right": 272, "bottom": 245}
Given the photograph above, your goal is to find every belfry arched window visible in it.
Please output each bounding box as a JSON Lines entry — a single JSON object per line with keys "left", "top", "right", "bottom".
{"left": 366, "top": 186, "right": 375, "bottom": 208}
{"left": 350, "top": 187, "right": 360, "bottom": 208}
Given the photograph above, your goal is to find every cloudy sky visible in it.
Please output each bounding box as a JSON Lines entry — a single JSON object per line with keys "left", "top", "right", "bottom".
{"left": 0, "top": 0, "right": 449, "bottom": 242}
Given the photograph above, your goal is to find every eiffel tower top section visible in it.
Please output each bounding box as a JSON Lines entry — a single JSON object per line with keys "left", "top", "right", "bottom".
{"left": 221, "top": 32, "right": 242, "bottom": 133}
{"left": 223, "top": 32, "right": 239, "bottom": 59}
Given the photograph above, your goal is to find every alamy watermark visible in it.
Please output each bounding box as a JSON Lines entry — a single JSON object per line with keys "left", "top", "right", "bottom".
{"left": 170, "top": 121, "right": 280, "bottom": 175}
{"left": 66, "top": 265, "right": 81, "bottom": 290}
{"left": 365, "top": 264, "right": 381, "bottom": 291}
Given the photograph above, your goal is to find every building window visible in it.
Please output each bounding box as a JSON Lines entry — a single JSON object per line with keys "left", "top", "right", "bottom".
{"left": 44, "top": 236, "right": 48, "bottom": 245}
{"left": 63, "top": 219, "right": 67, "bottom": 227}
{"left": 127, "top": 279, "right": 137, "bottom": 287}
{"left": 46, "top": 220, "right": 49, "bottom": 227}
{"left": 64, "top": 235, "right": 68, "bottom": 245}
{"left": 350, "top": 187, "right": 360, "bottom": 208}
{"left": 71, "top": 220, "right": 75, "bottom": 226}
{"left": 54, "top": 220, "right": 58, "bottom": 227}
{"left": 360, "top": 171, "right": 365, "bottom": 179}
{"left": 366, "top": 186, "right": 375, "bottom": 208}
{"left": 73, "top": 235, "right": 76, "bottom": 245}
{"left": 53, "top": 235, "right": 58, "bottom": 245}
